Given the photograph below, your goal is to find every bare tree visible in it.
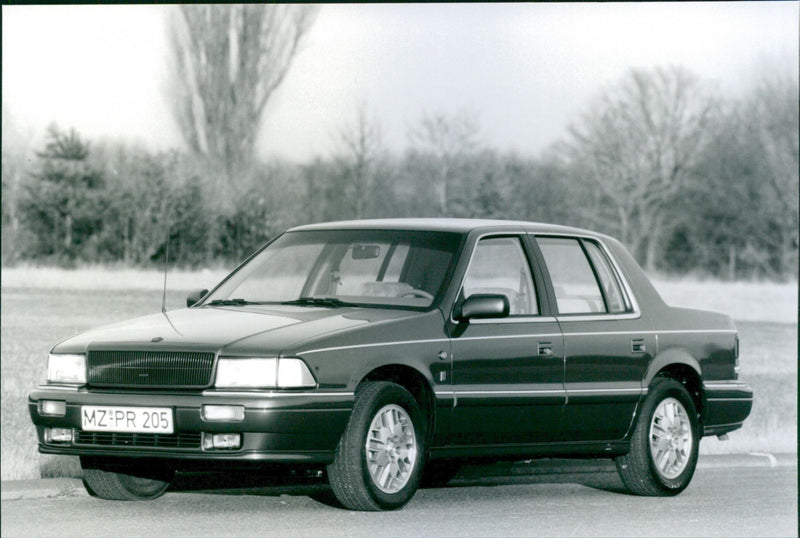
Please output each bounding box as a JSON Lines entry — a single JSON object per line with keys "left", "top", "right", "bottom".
{"left": 562, "top": 66, "right": 717, "bottom": 270}
{"left": 336, "top": 100, "right": 384, "bottom": 218}
{"left": 747, "top": 74, "right": 799, "bottom": 276}
{"left": 167, "top": 5, "right": 318, "bottom": 183}
{"left": 407, "top": 109, "right": 482, "bottom": 214}
{"left": 1, "top": 105, "right": 36, "bottom": 263}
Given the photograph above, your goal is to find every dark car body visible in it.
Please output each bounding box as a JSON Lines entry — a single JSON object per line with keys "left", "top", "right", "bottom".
{"left": 29, "top": 219, "right": 753, "bottom": 507}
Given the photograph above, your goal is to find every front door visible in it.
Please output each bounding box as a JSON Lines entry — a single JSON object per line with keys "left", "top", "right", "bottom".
{"left": 449, "top": 235, "right": 566, "bottom": 446}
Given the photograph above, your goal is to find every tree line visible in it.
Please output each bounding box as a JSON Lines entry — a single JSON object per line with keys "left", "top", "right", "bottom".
{"left": 1, "top": 5, "right": 796, "bottom": 279}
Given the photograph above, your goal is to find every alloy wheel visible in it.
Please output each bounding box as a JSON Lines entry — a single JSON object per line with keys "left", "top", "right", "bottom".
{"left": 649, "top": 397, "right": 693, "bottom": 479}
{"left": 365, "top": 404, "right": 418, "bottom": 493}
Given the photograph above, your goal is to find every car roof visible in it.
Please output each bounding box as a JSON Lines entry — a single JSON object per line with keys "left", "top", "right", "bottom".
{"left": 288, "top": 218, "right": 598, "bottom": 237}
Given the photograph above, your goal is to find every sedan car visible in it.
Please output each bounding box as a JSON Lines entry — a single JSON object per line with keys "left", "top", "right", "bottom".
{"left": 29, "top": 219, "right": 753, "bottom": 510}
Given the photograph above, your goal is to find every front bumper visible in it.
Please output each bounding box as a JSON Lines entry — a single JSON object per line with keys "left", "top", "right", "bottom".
{"left": 29, "top": 386, "right": 353, "bottom": 464}
{"left": 702, "top": 381, "right": 754, "bottom": 437}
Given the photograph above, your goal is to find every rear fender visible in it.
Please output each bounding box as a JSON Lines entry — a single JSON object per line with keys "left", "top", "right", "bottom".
{"left": 643, "top": 348, "right": 702, "bottom": 387}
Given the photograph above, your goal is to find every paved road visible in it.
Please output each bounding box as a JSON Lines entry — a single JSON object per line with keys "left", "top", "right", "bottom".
{"left": 2, "top": 464, "right": 796, "bottom": 538}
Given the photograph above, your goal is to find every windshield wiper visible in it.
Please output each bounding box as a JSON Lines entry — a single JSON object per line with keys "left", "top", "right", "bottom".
{"left": 282, "top": 297, "right": 354, "bottom": 308}
{"left": 207, "top": 298, "right": 257, "bottom": 306}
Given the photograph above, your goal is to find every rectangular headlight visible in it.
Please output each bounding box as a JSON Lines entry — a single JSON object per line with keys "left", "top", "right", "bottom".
{"left": 47, "top": 354, "right": 86, "bottom": 384}
{"left": 215, "top": 358, "right": 277, "bottom": 388}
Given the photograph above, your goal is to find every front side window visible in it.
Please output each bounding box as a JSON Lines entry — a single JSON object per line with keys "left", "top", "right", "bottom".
{"left": 536, "top": 237, "right": 606, "bottom": 314}
{"left": 462, "top": 237, "right": 538, "bottom": 316}
{"left": 205, "top": 230, "right": 462, "bottom": 309}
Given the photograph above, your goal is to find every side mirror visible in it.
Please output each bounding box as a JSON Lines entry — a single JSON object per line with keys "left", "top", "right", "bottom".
{"left": 456, "top": 294, "right": 510, "bottom": 322}
{"left": 186, "top": 288, "right": 208, "bottom": 308}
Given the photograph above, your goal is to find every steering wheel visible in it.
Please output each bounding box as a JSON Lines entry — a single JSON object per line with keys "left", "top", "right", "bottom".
{"left": 401, "top": 289, "right": 434, "bottom": 300}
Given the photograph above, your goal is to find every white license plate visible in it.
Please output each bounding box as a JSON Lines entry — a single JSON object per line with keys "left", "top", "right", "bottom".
{"left": 81, "top": 406, "right": 173, "bottom": 434}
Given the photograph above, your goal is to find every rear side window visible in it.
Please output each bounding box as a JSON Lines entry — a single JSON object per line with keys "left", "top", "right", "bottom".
{"left": 536, "top": 237, "right": 605, "bottom": 314}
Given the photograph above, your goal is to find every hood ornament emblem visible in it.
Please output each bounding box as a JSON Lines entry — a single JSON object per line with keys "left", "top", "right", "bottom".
{"left": 151, "top": 336, "right": 164, "bottom": 343}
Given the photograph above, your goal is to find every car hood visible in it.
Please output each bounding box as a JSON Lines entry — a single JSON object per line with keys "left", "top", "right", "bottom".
{"left": 52, "top": 305, "right": 422, "bottom": 356}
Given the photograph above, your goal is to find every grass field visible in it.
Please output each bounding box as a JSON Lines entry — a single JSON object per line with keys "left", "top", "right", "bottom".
{"left": 1, "top": 267, "right": 796, "bottom": 480}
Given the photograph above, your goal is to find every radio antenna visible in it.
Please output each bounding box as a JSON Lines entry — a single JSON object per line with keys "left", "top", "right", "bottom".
{"left": 161, "top": 229, "right": 169, "bottom": 314}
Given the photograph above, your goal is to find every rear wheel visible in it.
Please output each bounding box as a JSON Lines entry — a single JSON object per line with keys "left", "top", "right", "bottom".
{"left": 80, "top": 457, "right": 174, "bottom": 500}
{"left": 615, "top": 379, "right": 699, "bottom": 496}
{"left": 327, "top": 381, "right": 426, "bottom": 511}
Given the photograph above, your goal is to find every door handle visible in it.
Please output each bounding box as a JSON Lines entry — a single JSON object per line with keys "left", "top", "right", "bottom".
{"left": 631, "top": 338, "right": 646, "bottom": 353}
{"left": 538, "top": 342, "right": 554, "bottom": 357}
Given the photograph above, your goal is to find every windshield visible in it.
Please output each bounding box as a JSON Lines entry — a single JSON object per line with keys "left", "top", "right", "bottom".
{"left": 203, "top": 229, "right": 463, "bottom": 309}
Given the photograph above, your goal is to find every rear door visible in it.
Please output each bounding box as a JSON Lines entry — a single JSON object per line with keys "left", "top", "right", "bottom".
{"left": 448, "top": 234, "right": 566, "bottom": 445}
{"left": 534, "top": 236, "right": 654, "bottom": 441}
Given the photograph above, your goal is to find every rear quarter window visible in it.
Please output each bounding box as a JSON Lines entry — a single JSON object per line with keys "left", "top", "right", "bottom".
{"left": 583, "top": 240, "right": 628, "bottom": 313}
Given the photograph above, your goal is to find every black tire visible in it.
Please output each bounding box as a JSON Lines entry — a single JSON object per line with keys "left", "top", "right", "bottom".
{"left": 327, "top": 381, "right": 426, "bottom": 511}
{"left": 615, "top": 378, "right": 700, "bottom": 496}
{"left": 80, "top": 457, "right": 174, "bottom": 501}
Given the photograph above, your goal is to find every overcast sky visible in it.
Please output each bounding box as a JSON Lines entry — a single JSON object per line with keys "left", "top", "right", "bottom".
{"left": 3, "top": 2, "right": 797, "bottom": 161}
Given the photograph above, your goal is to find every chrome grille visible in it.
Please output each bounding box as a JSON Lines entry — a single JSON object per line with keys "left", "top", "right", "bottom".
{"left": 87, "top": 350, "right": 215, "bottom": 388}
{"left": 75, "top": 430, "right": 202, "bottom": 449}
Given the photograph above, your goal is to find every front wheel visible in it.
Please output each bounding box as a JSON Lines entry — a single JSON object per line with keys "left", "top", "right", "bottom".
{"left": 327, "top": 381, "right": 426, "bottom": 511}
{"left": 80, "top": 456, "right": 174, "bottom": 500}
{"left": 615, "top": 379, "right": 699, "bottom": 496}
